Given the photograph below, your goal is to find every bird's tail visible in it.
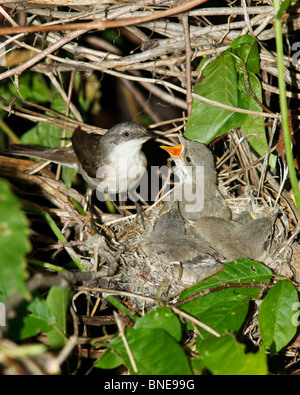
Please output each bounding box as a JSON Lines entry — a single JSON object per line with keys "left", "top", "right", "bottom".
{"left": 4, "top": 144, "right": 79, "bottom": 170}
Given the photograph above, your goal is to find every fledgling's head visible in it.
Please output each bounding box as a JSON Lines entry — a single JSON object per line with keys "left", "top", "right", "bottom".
{"left": 160, "top": 136, "right": 216, "bottom": 184}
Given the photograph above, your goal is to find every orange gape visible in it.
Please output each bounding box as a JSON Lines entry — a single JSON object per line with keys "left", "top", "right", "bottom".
{"left": 160, "top": 145, "right": 183, "bottom": 158}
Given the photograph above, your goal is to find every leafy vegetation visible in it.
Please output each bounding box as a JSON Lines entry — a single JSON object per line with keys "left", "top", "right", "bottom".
{"left": 185, "top": 35, "right": 275, "bottom": 166}
{"left": 95, "top": 261, "right": 298, "bottom": 375}
{"left": 1, "top": 193, "right": 299, "bottom": 374}
{"left": 0, "top": 179, "right": 30, "bottom": 302}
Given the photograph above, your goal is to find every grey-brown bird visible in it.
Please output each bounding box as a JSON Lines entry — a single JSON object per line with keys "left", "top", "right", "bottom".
{"left": 141, "top": 137, "right": 274, "bottom": 283}
{"left": 160, "top": 137, "right": 231, "bottom": 221}
{"left": 140, "top": 137, "right": 233, "bottom": 284}
{"left": 140, "top": 203, "right": 226, "bottom": 284}
{"left": 160, "top": 137, "right": 275, "bottom": 262}
{"left": 5, "top": 122, "right": 154, "bottom": 197}
{"left": 185, "top": 215, "right": 275, "bottom": 262}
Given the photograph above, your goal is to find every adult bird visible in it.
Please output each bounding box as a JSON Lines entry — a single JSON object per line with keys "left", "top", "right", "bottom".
{"left": 5, "top": 122, "right": 154, "bottom": 200}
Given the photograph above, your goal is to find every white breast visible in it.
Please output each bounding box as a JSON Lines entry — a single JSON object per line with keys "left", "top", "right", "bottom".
{"left": 95, "top": 140, "right": 147, "bottom": 194}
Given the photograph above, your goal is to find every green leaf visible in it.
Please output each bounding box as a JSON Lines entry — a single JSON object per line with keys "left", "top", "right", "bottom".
{"left": 21, "top": 94, "right": 76, "bottom": 188}
{"left": 22, "top": 121, "right": 71, "bottom": 148}
{"left": 190, "top": 357, "right": 206, "bottom": 375}
{"left": 0, "top": 74, "right": 49, "bottom": 118}
{"left": 238, "top": 73, "right": 268, "bottom": 156}
{"left": 185, "top": 35, "right": 272, "bottom": 165}
{"left": 275, "top": 0, "right": 293, "bottom": 19}
{"left": 20, "top": 294, "right": 56, "bottom": 339}
{"left": 236, "top": 70, "right": 276, "bottom": 167}
{"left": 185, "top": 52, "right": 238, "bottom": 144}
{"left": 17, "top": 315, "right": 51, "bottom": 340}
{"left": 0, "top": 179, "right": 30, "bottom": 301}
{"left": 198, "top": 334, "right": 267, "bottom": 375}
{"left": 7, "top": 292, "right": 67, "bottom": 342}
{"left": 259, "top": 280, "right": 299, "bottom": 353}
{"left": 31, "top": 74, "right": 53, "bottom": 103}
{"left": 0, "top": 73, "right": 51, "bottom": 105}
{"left": 178, "top": 260, "right": 273, "bottom": 342}
{"left": 46, "top": 286, "right": 69, "bottom": 348}
{"left": 96, "top": 327, "right": 192, "bottom": 375}
{"left": 229, "top": 35, "right": 260, "bottom": 74}
{"left": 134, "top": 307, "right": 182, "bottom": 342}
{"left": 21, "top": 93, "right": 73, "bottom": 147}
{"left": 7, "top": 303, "right": 49, "bottom": 341}
{"left": 182, "top": 289, "right": 253, "bottom": 341}
{"left": 180, "top": 259, "right": 273, "bottom": 301}
{"left": 96, "top": 346, "right": 124, "bottom": 370}
{"left": 51, "top": 94, "right": 68, "bottom": 114}
{"left": 61, "top": 166, "right": 77, "bottom": 190}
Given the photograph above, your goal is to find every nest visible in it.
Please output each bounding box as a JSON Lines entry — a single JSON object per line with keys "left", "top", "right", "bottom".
{"left": 97, "top": 147, "right": 297, "bottom": 306}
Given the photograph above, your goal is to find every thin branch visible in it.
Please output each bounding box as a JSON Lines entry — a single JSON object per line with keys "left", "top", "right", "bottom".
{"left": 0, "top": 30, "right": 86, "bottom": 82}
{"left": 171, "top": 306, "right": 221, "bottom": 338}
{"left": 113, "top": 311, "right": 138, "bottom": 373}
{"left": 182, "top": 14, "right": 193, "bottom": 116}
{"left": 0, "top": 0, "right": 210, "bottom": 35}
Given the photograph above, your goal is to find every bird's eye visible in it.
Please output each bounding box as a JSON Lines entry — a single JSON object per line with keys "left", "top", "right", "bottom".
{"left": 123, "top": 131, "right": 130, "bottom": 138}
{"left": 185, "top": 155, "right": 192, "bottom": 164}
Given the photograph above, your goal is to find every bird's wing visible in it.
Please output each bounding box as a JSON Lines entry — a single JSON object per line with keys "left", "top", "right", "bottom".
{"left": 71, "top": 127, "right": 103, "bottom": 178}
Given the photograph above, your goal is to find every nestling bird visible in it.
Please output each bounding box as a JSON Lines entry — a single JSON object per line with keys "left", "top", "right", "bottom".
{"left": 5, "top": 122, "right": 154, "bottom": 197}
{"left": 161, "top": 136, "right": 275, "bottom": 262}
{"left": 141, "top": 137, "right": 232, "bottom": 284}
{"left": 141, "top": 137, "right": 275, "bottom": 284}
{"left": 160, "top": 136, "right": 231, "bottom": 220}
{"left": 140, "top": 203, "right": 226, "bottom": 284}
{"left": 185, "top": 215, "right": 275, "bottom": 262}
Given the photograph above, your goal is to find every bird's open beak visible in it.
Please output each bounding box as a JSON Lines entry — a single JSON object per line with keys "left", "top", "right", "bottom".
{"left": 160, "top": 145, "right": 183, "bottom": 157}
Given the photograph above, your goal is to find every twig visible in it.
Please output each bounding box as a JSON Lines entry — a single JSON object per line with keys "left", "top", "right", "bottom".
{"left": 0, "top": 5, "right": 18, "bottom": 27}
{"left": 43, "top": 212, "right": 86, "bottom": 270}
{"left": 241, "top": 0, "right": 255, "bottom": 37}
{"left": 182, "top": 14, "right": 193, "bottom": 116}
{"left": 57, "top": 64, "right": 278, "bottom": 118}
{"left": 0, "top": 0, "right": 210, "bottom": 35}
{"left": 45, "top": 72, "right": 83, "bottom": 123}
{"left": 0, "top": 30, "right": 86, "bottom": 82}
{"left": 75, "top": 285, "right": 221, "bottom": 338}
{"left": 113, "top": 311, "right": 138, "bottom": 373}
{"left": 171, "top": 306, "right": 221, "bottom": 338}
{"left": 55, "top": 335, "right": 78, "bottom": 367}
{"left": 55, "top": 69, "right": 77, "bottom": 181}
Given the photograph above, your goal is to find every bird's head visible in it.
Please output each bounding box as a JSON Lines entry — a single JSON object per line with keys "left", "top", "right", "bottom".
{"left": 160, "top": 136, "right": 216, "bottom": 184}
